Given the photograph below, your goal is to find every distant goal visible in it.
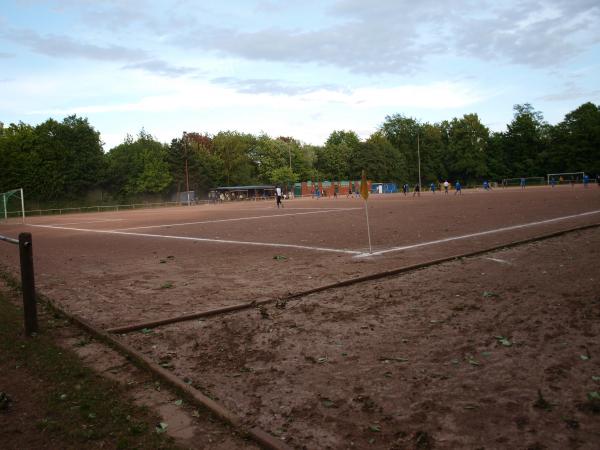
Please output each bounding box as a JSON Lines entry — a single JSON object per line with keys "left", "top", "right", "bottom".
{"left": 501, "top": 177, "right": 545, "bottom": 187}
{"left": 547, "top": 172, "right": 585, "bottom": 184}
{"left": 0, "top": 188, "right": 25, "bottom": 223}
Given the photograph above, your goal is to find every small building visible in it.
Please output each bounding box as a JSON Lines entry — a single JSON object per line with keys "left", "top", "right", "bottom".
{"left": 371, "top": 183, "right": 398, "bottom": 194}
{"left": 209, "top": 185, "right": 276, "bottom": 202}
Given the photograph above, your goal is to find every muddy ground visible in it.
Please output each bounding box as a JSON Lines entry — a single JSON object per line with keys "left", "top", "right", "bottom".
{"left": 122, "top": 227, "right": 600, "bottom": 449}
{"left": 1, "top": 186, "right": 599, "bottom": 448}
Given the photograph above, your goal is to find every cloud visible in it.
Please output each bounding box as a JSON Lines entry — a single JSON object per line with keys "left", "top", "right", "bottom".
{"left": 0, "top": 28, "right": 198, "bottom": 77}
{"left": 168, "top": 0, "right": 600, "bottom": 74}
{"left": 0, "top": 51, "right": 15, "bottom": 58}
{"left": 537, "top": 82, "right": 600, "bottom": 102}
{"left": 1, "top": 28, "right": 145, "bottom": 61}
{"left": 211, "top": 76, "right": 346, "bottom": 95}
{"left": 29, "top": 77, "right": 484, "bottom": 116}
{"left": 122, "top": 59, "right": 200, "bottom": 77}
{"left": 453, "top": 1, "right": 600, "bottom": 66}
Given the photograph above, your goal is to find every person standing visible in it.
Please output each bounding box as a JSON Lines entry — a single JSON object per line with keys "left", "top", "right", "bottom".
{"left": 454, "top": 180, "right": 462, "bottom": 195}
{"left": 443, "top": 180, "right": 449, "bottom": 194}
{"left": 413, "top": 183, "right": 421, "bottom": 197}
{"left": 275, "top": 185, "right": 283, "bottom": 208}
{"left": 550, "top": 177, "right": 556, "bottom": 188}
{"left": 583, "top": 174, "right": 589, "bottom": 188}
{"left": 430, "top": 182, "right": 436, "bottom": 194}
{"left": 402, "top": 183, "right": 409, "bottom": 196}
{"left": 520, "top": 177, "right": 526, "bottom": 190}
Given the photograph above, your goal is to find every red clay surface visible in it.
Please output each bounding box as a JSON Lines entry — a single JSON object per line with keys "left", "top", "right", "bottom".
{"left": 0, "top": 186, "right": 598, "bottom": 330}
{"left": 1, "top": 185, "right": 600, "bottom": 448}
{"left": 122, "top": 226, "right": 600, "bottom": 449}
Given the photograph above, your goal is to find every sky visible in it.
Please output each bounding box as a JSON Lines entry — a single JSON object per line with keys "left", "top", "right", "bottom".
{"left": 1, "top": 0, "right": 599, "bottom": 150}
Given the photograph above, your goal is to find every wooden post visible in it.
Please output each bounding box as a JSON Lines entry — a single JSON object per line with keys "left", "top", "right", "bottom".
{"left": 18, "top": 232, "right": 37, "bottom": 336}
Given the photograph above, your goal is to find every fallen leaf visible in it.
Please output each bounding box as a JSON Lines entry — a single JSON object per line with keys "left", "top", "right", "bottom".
{"left": 322, "top": 399, "right": 336, "bottom": 408}
{"left": 155, "top": 422, "right": 168, "bottom": 433}
{"left": 588, "top": 391, "right": 600, "bottom": 401}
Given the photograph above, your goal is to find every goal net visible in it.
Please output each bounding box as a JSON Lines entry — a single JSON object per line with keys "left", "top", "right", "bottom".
{"left": 501, "top": 177, "right": 545, "bottom": 187}
{"left": 0, "top": 188, "right": 25, "bottom": 223}
{"left": 547, "top": 172, "right": 585, "bottom": 184}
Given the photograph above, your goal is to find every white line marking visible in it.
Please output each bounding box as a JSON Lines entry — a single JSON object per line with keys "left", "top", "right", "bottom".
{"left": 28, "top": 224, "right": 362, "bottom": 255}
{"left": 41, "top": 219, "right": 124, "bottom": 226}
{"left": 484, "top": 257, "right": 511, "bottom": 265}
{"left": 355, "top": 209, "right": 600, "bottom": 258}
{"left": 110, "top": 208, "right": 361, "bottom": 231}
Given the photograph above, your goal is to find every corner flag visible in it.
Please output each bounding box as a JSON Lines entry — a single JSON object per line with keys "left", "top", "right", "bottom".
{"left": 359, "top": 170, "right": 372, "bottom": 253}
{"left": 360, "top": 170, "right": 369, "bottom": 200}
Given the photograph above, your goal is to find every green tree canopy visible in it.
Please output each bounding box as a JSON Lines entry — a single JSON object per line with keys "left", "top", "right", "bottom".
{"left": 0, "top": 116, "right": 104, "bottom": 201}
{"left": 446, "top": 114, "right": 489, "bottom": 182}
{"left": 105, "top": 130, "right": 171, "bottom": 197}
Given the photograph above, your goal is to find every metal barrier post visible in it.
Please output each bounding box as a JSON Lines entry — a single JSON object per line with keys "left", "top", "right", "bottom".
{"left": 18, "top": 232, "right": 37, "bottom": 335}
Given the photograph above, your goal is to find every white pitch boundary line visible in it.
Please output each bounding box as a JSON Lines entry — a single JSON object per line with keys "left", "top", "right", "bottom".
{"left": 28, "top": 224, "right": 362, "bottom": 256}
{"left": 355, "top": 209, "right": 600, "bottom": 258}
{"left": 38, "top": 218, "right": 124, "bottom": 226}
{"left": 110, "top": 208, "right": 361, "bottom": 232}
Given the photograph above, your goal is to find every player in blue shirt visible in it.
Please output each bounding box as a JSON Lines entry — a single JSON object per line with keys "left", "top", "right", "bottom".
{"left": 583, "top": 174, "right": 589, "bottom": 188}
{"left": 430, "top": 182, "right": 436, "bottom": 194}
{"left": 520, "top": 177, "right": 526, "bottom": 190}
{"left": 454, "top": 181, "right": 462, "bottom": 195}
{"left": 550, "top": 177, "right": 556, "bottom": 188}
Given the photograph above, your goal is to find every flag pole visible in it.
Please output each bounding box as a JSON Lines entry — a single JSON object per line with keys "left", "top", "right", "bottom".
{"left": 364, "top": 201, "right": 372, "bottom": 254}
{"left": 360, "top": 170, "right": 372, "bottom": 254}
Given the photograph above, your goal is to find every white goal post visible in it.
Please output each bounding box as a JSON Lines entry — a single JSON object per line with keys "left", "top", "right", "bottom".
{"left": 547, "top": 172, "right": 585, "bottom": 184}
{"left": 501, "top": 177, "right": 545, "bottom": 187}
{"left": 0, "top": 188, "right": 25, "bottom": 223}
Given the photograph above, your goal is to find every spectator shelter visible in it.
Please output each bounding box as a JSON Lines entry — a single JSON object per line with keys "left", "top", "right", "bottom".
{"left": 209, "top": 185, "right": 276, "bottom": 202}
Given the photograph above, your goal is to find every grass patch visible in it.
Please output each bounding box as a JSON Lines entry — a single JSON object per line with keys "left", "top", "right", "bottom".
{"left": 0, "top": 284, "right": 179, "bottom": 449}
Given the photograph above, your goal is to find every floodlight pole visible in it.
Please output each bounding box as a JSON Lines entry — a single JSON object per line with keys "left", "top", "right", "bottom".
{"left": 183, "top": 132, "right": 190, "bottom": 206}
{"left": 417, "top": 132, "right": 422, "bottom": 192}
{"left": 20, "top": 188, "right": 25, "bottom": 223}
{"left": 3, "top": 194, "right": 6, "bottom": 220}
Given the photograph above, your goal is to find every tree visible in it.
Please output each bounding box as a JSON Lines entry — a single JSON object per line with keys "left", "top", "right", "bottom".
{"left": 0, "top": 116, "right": 104, "bottom": 202}
{"left": 446, "top": 114, "right": 489, "bottom": 182}
{"left": 351, "top": 132, "right": 407, "bottom": 182}
{"left": 503, "top": 104, "right": 550, "bottom": 176}
{"left": 169, "top": 133, "right": 223, "bottom": 196}
{"left": 212, "top": 131, "right": 257, "bottom": 185}
{"left": 381, "top": 115, "right": 421, "bottom": 182}
{"left": 269, "top": 167, "right": 298, "bottom": 187}
{"left": 105, "top": 130, "right": 171, "bottom": 197}
{"left": 315, "top": 130, "right": 361, "bottom": 180}
{"left": 549, "top": 102, "right": 600, "bottom": 174}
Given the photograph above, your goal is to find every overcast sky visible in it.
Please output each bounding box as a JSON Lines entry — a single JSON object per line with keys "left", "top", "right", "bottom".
{"left": 1, "top": 0, "right": 599, "bottom": 150}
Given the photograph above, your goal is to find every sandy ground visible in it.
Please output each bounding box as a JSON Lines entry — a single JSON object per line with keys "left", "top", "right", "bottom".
{"left": 1, "top": 186, "right": 599, "bottom": 448}
{"left": 0, "top": 186, "right": 598, "bottom": 331}
{"left": 121, "top": 227, "right": 600, "bottom": 449}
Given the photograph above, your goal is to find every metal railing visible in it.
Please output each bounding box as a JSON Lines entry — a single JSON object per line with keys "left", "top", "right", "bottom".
{"left": 1, "top": 200, "right": 212, "bottom": 219}
{"left": 0, "top": 232, "right": 37, "bottom": 336}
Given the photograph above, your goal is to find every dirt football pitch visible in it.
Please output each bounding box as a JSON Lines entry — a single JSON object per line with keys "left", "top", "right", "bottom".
{"left": 1, "top": 185, "right": 599, "bottom": 449}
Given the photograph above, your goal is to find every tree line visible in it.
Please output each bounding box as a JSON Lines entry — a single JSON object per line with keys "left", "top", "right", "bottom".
{"left": 1, "top": 102, "right": 598, "bottom": 206}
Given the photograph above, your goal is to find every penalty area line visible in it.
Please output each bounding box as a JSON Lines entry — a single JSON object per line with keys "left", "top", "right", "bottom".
{"left": 110, "top": 207, "right": 361, "bottom": 231}
{"left": 355, "top": 209, "right": 600, "bottom": 258}
{"left": 28, "top": 224, "right": 362, "bottom": 256}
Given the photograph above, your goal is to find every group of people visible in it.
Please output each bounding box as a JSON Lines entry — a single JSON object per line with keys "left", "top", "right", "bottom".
{"left": 401, "top": 180, "right": 463, "bottom": 196}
